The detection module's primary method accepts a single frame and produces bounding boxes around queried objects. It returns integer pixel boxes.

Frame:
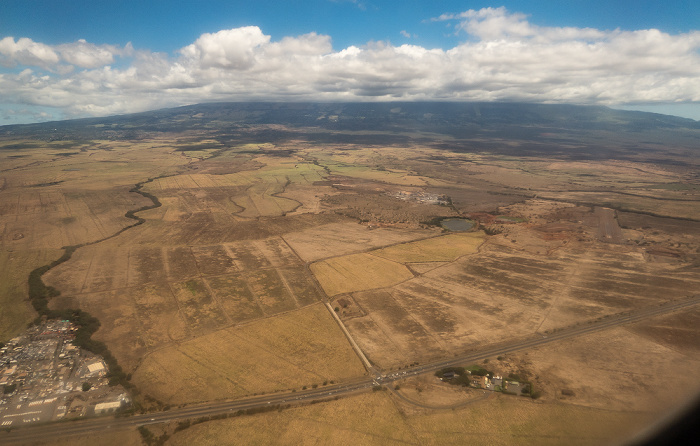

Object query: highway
[3,295,698,445]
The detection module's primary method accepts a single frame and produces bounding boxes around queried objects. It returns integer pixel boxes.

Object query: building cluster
[392,191,450,206]
[0,320,129,428]
[441,370,528,395]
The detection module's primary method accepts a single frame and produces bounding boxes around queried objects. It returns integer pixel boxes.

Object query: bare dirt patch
[627,306,700,353]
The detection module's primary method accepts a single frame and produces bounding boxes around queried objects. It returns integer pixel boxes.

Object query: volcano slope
[2,102,700,443]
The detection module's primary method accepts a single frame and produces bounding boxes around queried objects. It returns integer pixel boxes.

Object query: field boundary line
[304,229,446,265]
[325,302,373,373]
[276,268,301,309]
[190,246,235,326]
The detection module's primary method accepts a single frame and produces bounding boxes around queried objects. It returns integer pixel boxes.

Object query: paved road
[3,296,698,445]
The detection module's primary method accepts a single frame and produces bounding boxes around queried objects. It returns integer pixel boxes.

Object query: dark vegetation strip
[556,188,700,203]
[488,189,700,223]
[563,199,700,223]
[33,181,65,188]
[139,404,292,445]
[26,176,166,389]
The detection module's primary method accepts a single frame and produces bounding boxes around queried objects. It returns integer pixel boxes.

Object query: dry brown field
[537,190,700,220]
[283,221,434,262]
[166,389,651,446]
[1,125,699,445]
[310,253,414,297]
[0,140,189,340]
[43,234,328,371]
[340,200,700,370]
[0,249,62,339]
[506,322,700,413]
[130,303,366,405]
[372,232,484,263]
[45,429,143,446]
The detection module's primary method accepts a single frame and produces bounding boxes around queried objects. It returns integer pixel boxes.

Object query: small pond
[440,218,475,232]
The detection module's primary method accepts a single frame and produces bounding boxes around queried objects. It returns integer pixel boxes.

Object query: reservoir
[440,218,475,232]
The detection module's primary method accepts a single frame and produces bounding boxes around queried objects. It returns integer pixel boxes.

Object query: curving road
[3,295,699,445]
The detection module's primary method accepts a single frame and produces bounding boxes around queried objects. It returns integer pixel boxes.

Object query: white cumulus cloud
[180,27,270,69]
[57,39,119,68]
[0,37,60,69]
[1,8,699,122]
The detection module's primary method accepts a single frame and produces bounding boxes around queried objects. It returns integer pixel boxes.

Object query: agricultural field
[49,430,143,446]
[1,103,700,444]
[130,303,366,404]
[509,320,700,413]
[43,235,326,372]
[372,232,484,263]
[310,253,414,297]
[338,200,700,369]
[283,221,433,262]
[0,139,188,340]
[165,389,650,446]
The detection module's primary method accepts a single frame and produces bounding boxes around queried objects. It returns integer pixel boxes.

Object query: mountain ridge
[2,102,698,136]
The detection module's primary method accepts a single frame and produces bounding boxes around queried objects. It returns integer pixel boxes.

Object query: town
[0,320,129,428]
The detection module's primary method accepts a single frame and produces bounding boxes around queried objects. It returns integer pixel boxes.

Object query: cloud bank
[1,7,699,122]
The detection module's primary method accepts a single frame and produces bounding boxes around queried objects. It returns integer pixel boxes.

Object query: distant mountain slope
[1,102,698,165]
[2,102,698,138]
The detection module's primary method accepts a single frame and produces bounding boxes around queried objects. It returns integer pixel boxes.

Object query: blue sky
[1,1,699,123]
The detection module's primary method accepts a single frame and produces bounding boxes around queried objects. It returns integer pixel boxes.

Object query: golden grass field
[372,232,485,263]
[48,429,143,446]
[165,390,651,446]
[0,249,62,339]
[310,253,414,297]
[283,222,433,262]
[130,303,366,404]
[519,321,700,412]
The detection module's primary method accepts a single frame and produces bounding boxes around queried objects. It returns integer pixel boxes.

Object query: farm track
[388,386,492,410]
[4,294,699,444]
